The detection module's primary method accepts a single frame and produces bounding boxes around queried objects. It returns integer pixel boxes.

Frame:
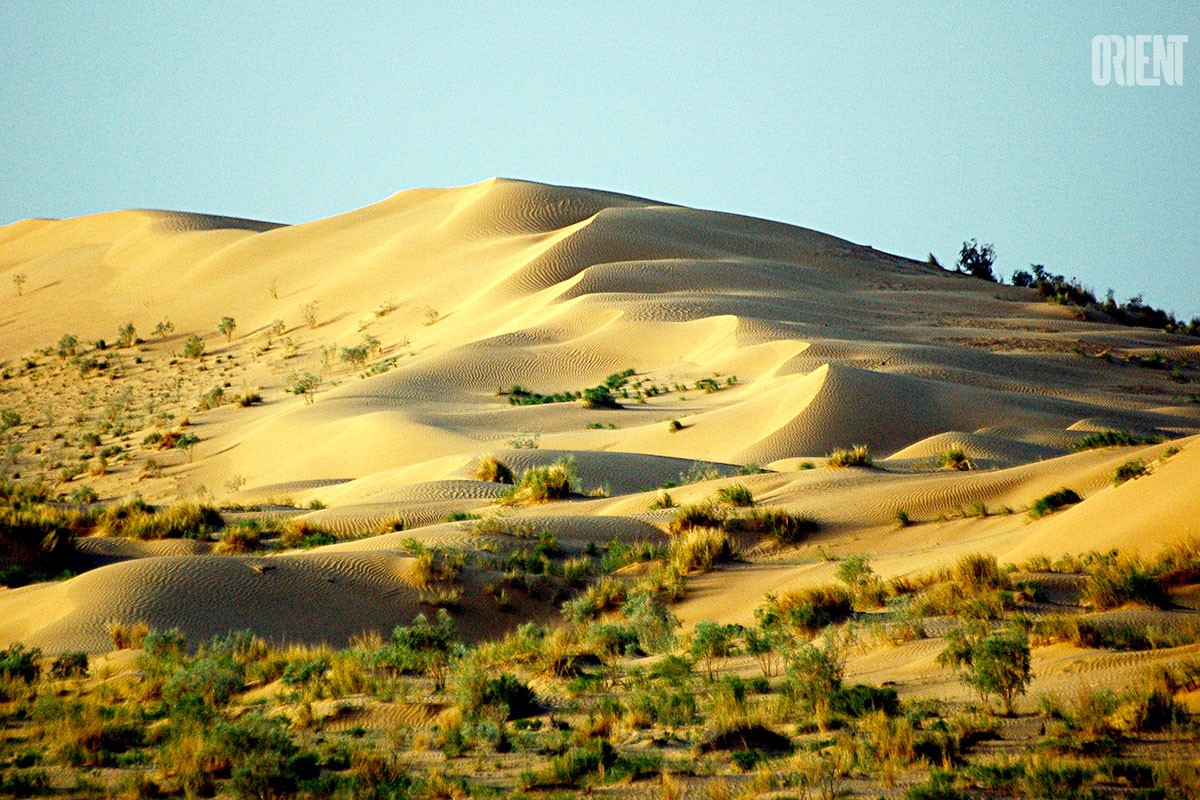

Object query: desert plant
[183,334,205,359]
[937,625,1032,714]
[1027,488,1081,519]
[827,445,872,468]
[1113,458,1148,486]
[691,621,741,680]
[116,322,137,348]
[760,585,853,638]
[934,448,975,471]
[729,507,819,544]
[957,239,997,282]
[670,527,733,574]
[505,457,579,503]
[581,385,620,409]
[217,316,237,342]
[12,272,27,296]
[152,318,174,340]
[669,502,725,533]
[895,509,913,527]
[301,301,319,329]
[287,372,320,404]
[714,483,753,507]
[1071,429,1160,451]
[473,454,513,484]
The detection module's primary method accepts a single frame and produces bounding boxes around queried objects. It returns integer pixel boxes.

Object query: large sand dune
[1,178,1197,653]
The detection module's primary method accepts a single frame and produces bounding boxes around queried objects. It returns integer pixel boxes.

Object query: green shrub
[827,444,872,468]
[0,643,41,683]
[937,627,1032,714]
[670,527,733,574]
[183,334,205,359]
[669,502,724,533]
[1113,458,1148,485]
[581,385,620,409]
[760,585,853,637]
[728,507,819,544]
[480,673,539,719]
[50,651,88,679]
[1071,429,1161,451]
[714,483,753,507]
[1028,488,1081,519]
[934,448,975,471]
[830,683,900,717]
[505,457,579,503]
[1082,558,1169,610]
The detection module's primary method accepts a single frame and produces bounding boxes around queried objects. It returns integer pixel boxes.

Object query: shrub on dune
[827,445,872,468]
[473,454,514,484]
[714,484,754,507]
[1027,488,1081,520]
[503,457,580,504]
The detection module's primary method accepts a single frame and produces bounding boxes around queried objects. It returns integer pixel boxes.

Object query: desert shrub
[1082,557,1169,610]
[1071,429,1161,451]
[504,457,579,504]
[935,448,975,471]
[98,501,222,540]
[938,626,1032,714]
[183,334,205,359]
[669,527,733,574]
[280,519,334,549]
[781,641,843,714]
[669,502,724,533]
[830,683,900,717]
[714,483,753,507]
[49,651,88,679]
[236,391,262,407]
[895,508,913,527]
[728,507,819,544]
[163,651,245,717]
[213,714,316,800]
[1027,488,1081,519]
[473,454,513,484]
[216,522,261,554]
[760,585,853,638]
[1023,762,1091,799]
[690,621,742,679]
[911,554,1014,619]
[0,769,50,798]
[827,444,872,468]
[479,673,539,719]
[281,658,329,689]
[580,385,620,408]
[1113,458,1148,485]
[0,643,41,683]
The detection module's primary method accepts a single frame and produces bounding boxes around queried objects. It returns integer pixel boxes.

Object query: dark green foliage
[281,658,329,688]
[0,643,41,683]
[216,714,316,800]
[1023,762,1091,799]
[1028,488,1081,519]
[1071,429,1161,451]
[480,674,539,719]
[904,770,967,800]
[1113,459,1148,485]
[0,769,51,798]
[830,683,900,717]
[956,239,997,282]
[49,651,88,679]
[938,627,1032,714]
[580,385,620,409]
[713,483,753,507]
[1082,559,1169,610]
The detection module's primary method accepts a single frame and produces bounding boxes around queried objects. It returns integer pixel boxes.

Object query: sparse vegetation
[1027,488,1081,519]
[827,444,872,468]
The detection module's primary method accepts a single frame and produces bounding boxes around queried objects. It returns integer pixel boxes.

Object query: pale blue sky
[3,2,1197,317]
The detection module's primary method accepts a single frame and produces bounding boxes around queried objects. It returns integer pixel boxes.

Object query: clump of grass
[95,501,223,540]
[1112,459,1147,486]
[894,509,912,528]
[728,507,819,545]
[908,553,1016,619]
[281,519,335,548]
[827,445,872,468]
[713,484,754,507]
[670,527,734,574]
[502,457,579,504]
[1081,556,1169,611]
[1071,429,1162,451]
[215,522,262,554]
[669,503,725,533]
[761,585,853,637]
[473,454,514,484]
[649,489,674,510]
[934,447,975,471]
[1027,488,1081,519]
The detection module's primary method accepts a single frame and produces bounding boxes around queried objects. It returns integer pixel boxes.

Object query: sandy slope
[1,178,1198,657]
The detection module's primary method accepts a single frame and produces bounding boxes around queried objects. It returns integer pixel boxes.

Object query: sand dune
[1,177,1198,653]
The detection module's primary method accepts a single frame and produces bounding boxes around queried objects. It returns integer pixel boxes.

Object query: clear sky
[3,2,1197,317]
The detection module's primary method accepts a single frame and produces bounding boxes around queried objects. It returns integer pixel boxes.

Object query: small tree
[12,273,27,296]
[116,322,137,348]
[152,319,175,340]
[783,640,843,715]
[183,334,205,359]
[287,372,320,405]
[957,239,997,282]
[218,316,237,342]
[175,432,200,461]
[264,319,286,343]
[937,625,1032,715]
[690,620,741,680]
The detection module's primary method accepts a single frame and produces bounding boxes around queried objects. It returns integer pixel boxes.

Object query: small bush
[763,585,853,637]
[1082,557,1169,610]
[934,448,975,471]
[1027,488,1081,519]
[504,457,579,504]
[669,502,724,533]
[0,643,41,683]
[670,527,733,574]
[714,484,753,507]
[473,454,513,484]
[50,651,88,679]
[1113,459,1148,486]
[729,507,819,544]
[827,445,872,468]
[1071,429,1160,451]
